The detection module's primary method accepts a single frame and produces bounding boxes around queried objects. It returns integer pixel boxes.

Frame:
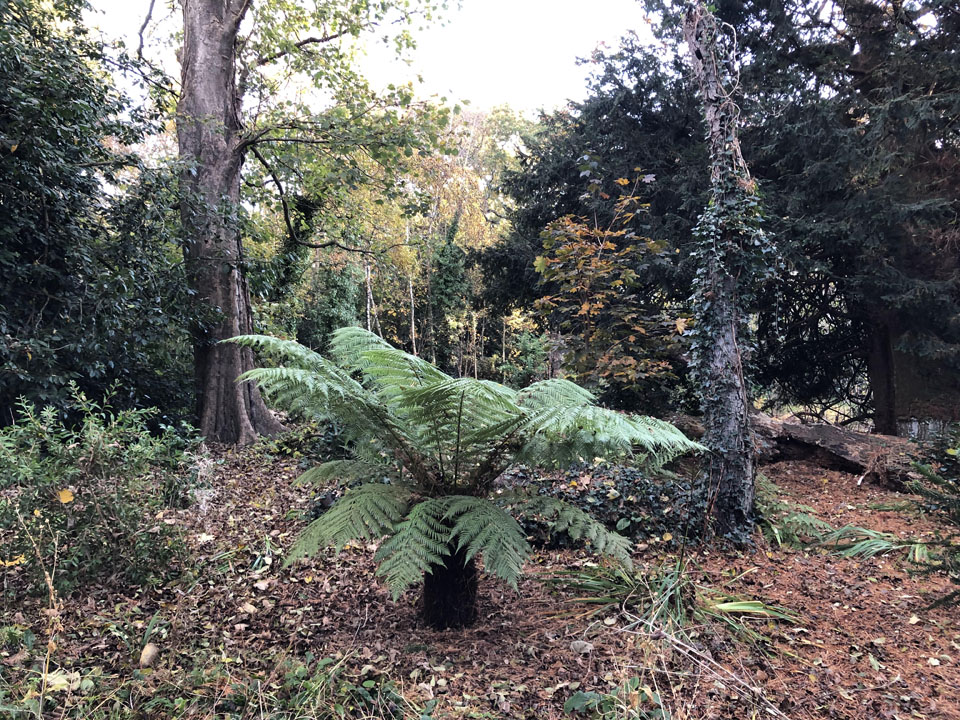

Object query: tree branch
[250,144,300,247]
[136,0,157,62]
[256,31,352,67]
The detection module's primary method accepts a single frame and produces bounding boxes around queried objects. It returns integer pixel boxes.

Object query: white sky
[86,0,650,114]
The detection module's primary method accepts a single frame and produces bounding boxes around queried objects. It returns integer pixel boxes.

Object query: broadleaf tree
[174,0,451,443]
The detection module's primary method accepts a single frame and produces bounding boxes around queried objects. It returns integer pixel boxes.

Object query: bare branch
[250,145,299,246]
[256,31,351,67]
[136,0,157,62]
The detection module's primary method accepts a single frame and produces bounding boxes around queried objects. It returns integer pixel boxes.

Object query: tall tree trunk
[684,3,759,540]
[177,0,283,444]
[867,318,898,435]
[408,275,417,356]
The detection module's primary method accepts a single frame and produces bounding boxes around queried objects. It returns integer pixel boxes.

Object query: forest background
[3,0,958,441]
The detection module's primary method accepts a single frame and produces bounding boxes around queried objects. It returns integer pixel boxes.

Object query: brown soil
[3,452,958,719]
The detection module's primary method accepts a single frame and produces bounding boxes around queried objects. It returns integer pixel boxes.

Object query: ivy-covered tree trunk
[177,0,283,444]
[684,3,767,541]
[422,544,478,629]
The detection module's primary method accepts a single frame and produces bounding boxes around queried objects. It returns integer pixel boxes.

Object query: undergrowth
[0,650,434,719]
[0,386,199,597]
[546,558,795,647]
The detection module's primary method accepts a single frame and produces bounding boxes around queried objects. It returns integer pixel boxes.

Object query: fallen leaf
[43,670,80,692]
[58,488,74,504]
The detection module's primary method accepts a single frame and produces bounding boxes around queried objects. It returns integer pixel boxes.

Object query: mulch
[3,450,958,719]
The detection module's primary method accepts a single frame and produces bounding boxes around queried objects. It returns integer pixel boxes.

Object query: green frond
[622,415,705,468]
[331,327,450,396]
[227,334,328,371]
[516,401,703,470]
[328,326,395,368]
[819,525,912,559]
[516,378,596,409]
[521,497,633,569]
[375,498,453,599]
[445,497,531,589]
[296,459,397,487]
[285,483,411,565]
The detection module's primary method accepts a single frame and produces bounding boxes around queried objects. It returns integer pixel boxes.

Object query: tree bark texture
[684,3,757,539]
[421,544,478,629]
[177,0,283,444]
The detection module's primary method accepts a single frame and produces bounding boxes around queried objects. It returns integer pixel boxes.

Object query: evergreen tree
[0,0,194,421]
[707,0,960,430]
[428,218,468,372]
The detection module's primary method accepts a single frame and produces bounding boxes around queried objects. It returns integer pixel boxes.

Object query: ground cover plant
[0,386,196,597]
[229,327,702,628]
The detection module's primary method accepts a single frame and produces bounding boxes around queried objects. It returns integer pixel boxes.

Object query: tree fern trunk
[421,545,478,629]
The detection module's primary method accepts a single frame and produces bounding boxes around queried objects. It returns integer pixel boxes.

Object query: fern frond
[227,334,328,371]
[444,497,531,589]
[517,378,596,409]
[331,327,450,395]
[520,497,633,568]
[285,483,411,565]
[376,498,453,599]
[297,459,397,487]
[819,525,913,559]
[516,402,703,470]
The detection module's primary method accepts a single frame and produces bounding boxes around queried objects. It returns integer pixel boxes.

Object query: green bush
[0,387,198,595]
[538,463,692,543]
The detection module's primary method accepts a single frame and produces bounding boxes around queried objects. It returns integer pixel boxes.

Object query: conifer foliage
[229,327,700,628]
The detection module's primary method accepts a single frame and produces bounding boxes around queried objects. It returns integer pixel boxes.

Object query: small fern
[228,328,701,627]
[755,475,833,547]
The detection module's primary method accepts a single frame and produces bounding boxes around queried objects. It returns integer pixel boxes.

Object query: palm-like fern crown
[230,328,701,597]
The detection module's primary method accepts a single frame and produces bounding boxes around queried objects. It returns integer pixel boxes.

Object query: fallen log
[751,412,919,489]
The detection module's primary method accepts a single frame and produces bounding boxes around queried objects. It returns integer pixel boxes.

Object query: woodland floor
[3,448,959,720]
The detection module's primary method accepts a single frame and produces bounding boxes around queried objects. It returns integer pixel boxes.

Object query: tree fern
[297,459,396,487]
[520,496,633,569]
[228,328,701,626]
[445,497,531,588]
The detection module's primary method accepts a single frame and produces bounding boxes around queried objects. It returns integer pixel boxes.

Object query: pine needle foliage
[229,328,701,598]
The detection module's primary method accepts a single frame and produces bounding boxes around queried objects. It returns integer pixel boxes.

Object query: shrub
[0,387,197,595]
[522,462,693,544]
